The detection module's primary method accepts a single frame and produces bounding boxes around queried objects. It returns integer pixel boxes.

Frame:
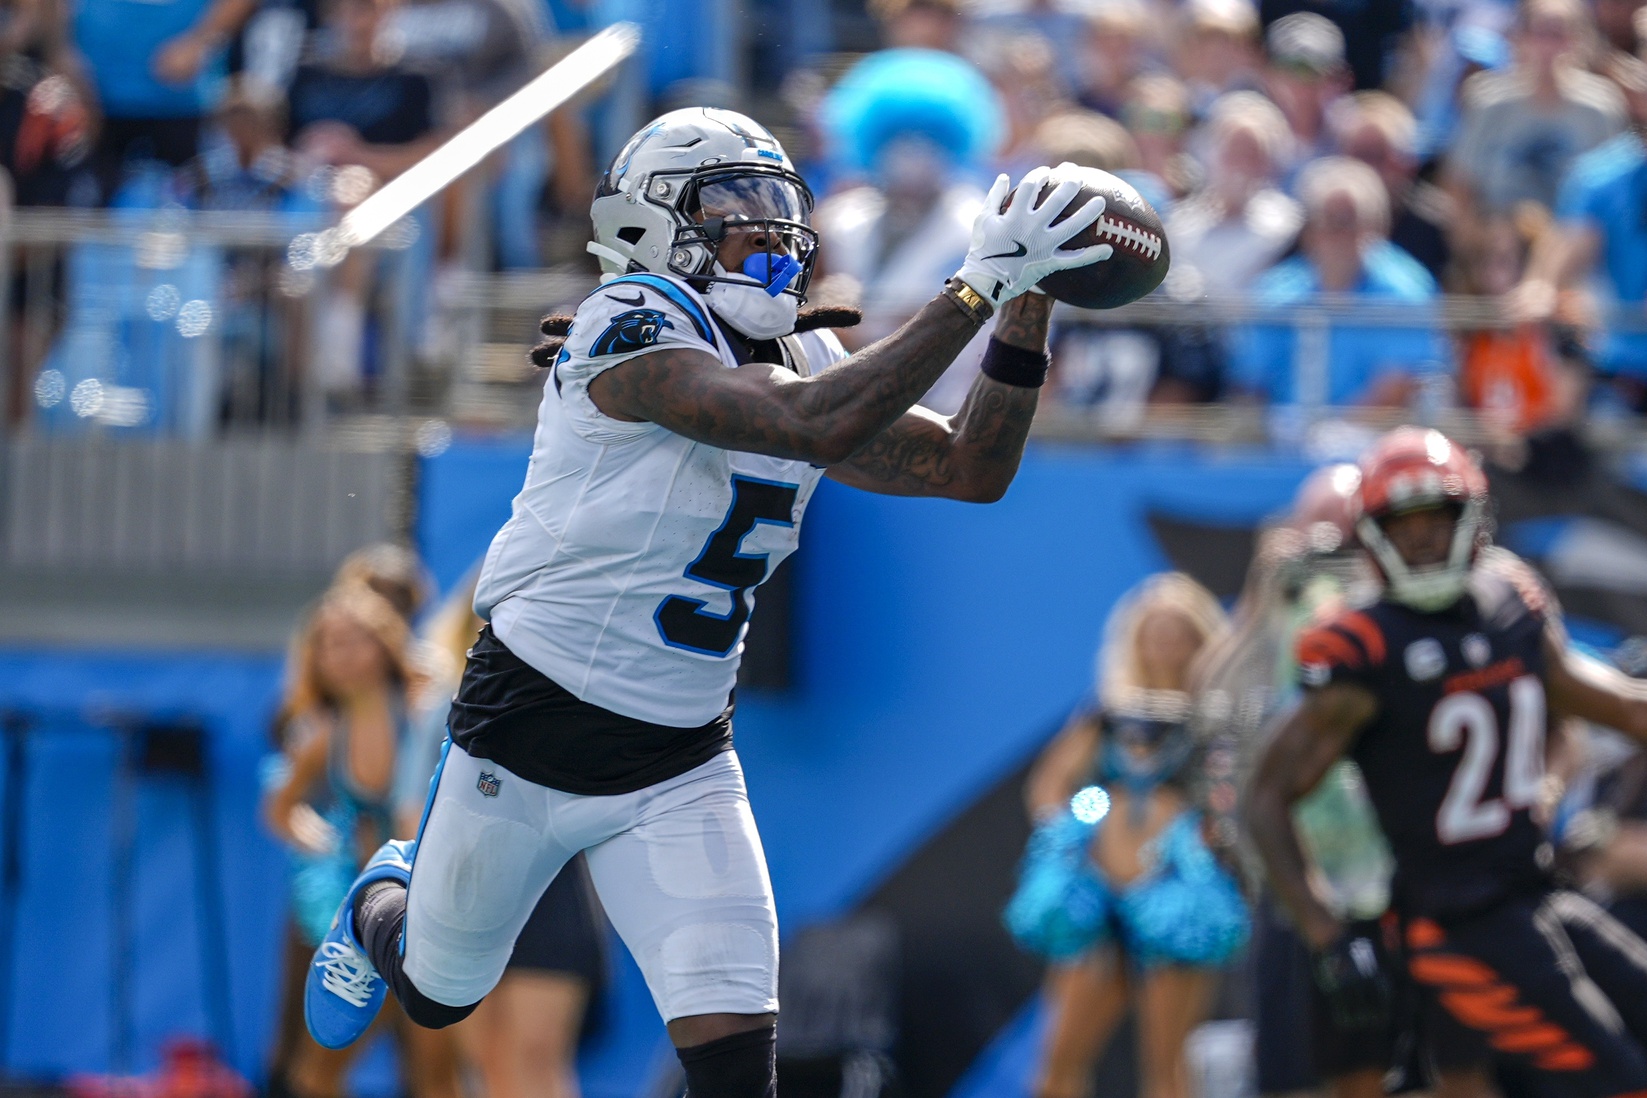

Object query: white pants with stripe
[402,741,779,1021]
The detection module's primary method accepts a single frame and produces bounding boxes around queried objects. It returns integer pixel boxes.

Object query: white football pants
[401,740,779,1021]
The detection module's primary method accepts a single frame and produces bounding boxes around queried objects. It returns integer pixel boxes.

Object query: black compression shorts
[507,852,608,988]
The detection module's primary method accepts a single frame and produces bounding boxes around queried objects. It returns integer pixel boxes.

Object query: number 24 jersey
[1295,564,1552,917]
[474,273,846,728]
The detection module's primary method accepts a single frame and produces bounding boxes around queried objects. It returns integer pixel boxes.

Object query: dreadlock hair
[528,306,863,368]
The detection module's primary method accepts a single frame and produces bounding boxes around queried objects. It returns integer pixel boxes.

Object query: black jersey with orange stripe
[1295,563,1553,917]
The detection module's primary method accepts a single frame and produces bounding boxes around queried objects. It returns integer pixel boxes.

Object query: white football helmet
[589,108,818,299]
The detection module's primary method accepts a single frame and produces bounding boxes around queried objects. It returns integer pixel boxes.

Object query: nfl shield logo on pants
[476,771,501,797]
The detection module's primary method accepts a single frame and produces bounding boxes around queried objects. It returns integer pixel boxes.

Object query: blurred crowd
[0,0,595,425]
[11,0,1647,435]
[785,0,1647,437]
[0,0,591,242]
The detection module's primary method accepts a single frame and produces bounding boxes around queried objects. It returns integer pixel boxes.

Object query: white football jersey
[474,273,846,726]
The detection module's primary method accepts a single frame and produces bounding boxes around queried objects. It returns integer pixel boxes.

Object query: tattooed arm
[826,293,1051,502]
[587,293,985,467]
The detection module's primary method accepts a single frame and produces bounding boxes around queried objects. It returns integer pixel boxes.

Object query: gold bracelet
[943,277,994,326]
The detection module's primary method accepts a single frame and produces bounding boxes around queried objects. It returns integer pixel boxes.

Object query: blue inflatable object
[821,48,1003,175]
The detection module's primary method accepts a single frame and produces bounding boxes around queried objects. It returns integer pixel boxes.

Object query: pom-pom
[1115,813,1250,966]
[1002,811,1114,959]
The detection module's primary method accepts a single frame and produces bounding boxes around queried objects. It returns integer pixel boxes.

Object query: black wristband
[980,337,1050,388]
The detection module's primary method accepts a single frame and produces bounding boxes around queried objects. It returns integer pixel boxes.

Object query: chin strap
[586,241,632,273]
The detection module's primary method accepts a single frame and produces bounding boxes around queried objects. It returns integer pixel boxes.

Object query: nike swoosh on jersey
[981,241,1028,260]
[606,290,647,307]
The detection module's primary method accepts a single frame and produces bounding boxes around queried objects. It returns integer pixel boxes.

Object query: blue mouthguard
[742,252,801,297]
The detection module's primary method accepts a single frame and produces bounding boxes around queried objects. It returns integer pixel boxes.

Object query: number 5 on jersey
[1429,676,1546,844]
[655,475,800,657]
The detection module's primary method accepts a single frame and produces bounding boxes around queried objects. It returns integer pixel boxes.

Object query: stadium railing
[0,207,422,647]
[439,268,1647,448]
[1,212,1644,450]
[0,205,425,438]
[5,201,1647,647]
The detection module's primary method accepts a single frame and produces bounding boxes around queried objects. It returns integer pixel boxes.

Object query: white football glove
[953,166,1113,306]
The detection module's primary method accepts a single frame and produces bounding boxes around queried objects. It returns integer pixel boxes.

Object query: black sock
[354,879,405,961]
[676,1025,777,1098]
[352,879,480,1030]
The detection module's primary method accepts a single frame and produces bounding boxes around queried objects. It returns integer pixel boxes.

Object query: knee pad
[1003,812,1115,960]
[676,1024,776,1098]
[1116,813,1250,967]
[394,977,481,1030]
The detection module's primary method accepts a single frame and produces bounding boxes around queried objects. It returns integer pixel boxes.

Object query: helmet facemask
[665,168,819,299]
[1357,498,1486,612]
[588,110,820,331]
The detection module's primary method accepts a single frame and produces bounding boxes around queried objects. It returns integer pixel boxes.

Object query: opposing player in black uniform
[1247,427,1647,1094]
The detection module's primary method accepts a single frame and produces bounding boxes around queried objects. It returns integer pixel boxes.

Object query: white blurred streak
[338,23,640,250]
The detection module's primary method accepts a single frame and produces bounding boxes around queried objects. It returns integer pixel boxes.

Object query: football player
[1212,465,1493,1095]
[300,107,1112,1098]
[1195,465,1401,1098]
[1247,426,1647,1094]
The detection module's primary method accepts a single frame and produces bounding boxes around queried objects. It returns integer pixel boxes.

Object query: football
[1032,167,1171,310]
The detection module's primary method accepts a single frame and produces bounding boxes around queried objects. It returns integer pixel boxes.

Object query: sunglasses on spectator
[1271,58,1337,79]
[1526,19,1573,39]
[1124,106,1189,135]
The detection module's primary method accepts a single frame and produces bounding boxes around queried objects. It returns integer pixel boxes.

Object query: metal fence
[2,436,402,572]
[6,206,1647,645]
[0,206,424,438]
[439,270,1647,447]
[0,207,421,630]
[3,205,1647,450]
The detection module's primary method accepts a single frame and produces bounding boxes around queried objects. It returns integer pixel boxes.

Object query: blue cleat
[304,839,415,1049]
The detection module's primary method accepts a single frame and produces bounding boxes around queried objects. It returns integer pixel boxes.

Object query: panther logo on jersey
[591,309,674,357]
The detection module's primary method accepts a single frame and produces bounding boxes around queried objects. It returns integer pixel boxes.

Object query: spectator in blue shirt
[75,0,260,201]
[44,81,327,435]
[1522,54,1647,386]
[1230,155,1446,407]
[169,79,318,213]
